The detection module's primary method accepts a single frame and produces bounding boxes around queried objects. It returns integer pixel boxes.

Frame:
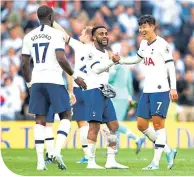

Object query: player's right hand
[74,77,87,90]
[112,53,120,63]
[169,89,178,102]
[68,92,76,105]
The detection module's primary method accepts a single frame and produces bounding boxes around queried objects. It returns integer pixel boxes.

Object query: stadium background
[1,0,194,149]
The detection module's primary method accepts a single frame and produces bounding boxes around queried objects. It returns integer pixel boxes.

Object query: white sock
[106,146,117,164]
[34,124,45,165]
[143,126,157,143]
[87,142,96,164]
[152,128,166,166]
[55,119,71,155]
[45,126,55,157]
[157,128,171,154]
[79,125,89,159]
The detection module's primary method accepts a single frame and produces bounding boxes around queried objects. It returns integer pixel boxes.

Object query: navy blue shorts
[136,91,170,119]
[46,106,55,123]
[83,88,117,123]
[29,83,71,115]
[72,87,87,121]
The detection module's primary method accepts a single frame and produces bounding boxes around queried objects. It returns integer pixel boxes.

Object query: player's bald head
[37,5,53,20]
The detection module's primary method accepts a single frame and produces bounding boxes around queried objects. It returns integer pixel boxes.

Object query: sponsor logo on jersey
[143,57,155,66]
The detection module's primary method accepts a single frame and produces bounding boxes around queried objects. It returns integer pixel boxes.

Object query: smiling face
[93,28,108,47]
[138,15,156,41]
[139,22,155,41]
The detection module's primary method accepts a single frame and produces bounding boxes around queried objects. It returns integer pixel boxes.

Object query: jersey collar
[147,36,157,46]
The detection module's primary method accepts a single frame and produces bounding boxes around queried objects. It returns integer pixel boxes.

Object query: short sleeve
[21,35,31,56]
[161,42,174,63]
[55,31,66,52]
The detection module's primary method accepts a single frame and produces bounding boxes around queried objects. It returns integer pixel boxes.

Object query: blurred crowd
[1,0,194,121]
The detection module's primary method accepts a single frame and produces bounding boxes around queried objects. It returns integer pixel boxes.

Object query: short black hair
[91,25,107,36]
[138,15,156,26]
[37,5,53,20]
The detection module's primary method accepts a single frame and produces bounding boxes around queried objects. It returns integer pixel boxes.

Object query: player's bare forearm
[56,50,74,76]
[65,72,73,93]
[21,55,32,82]
[58,59,74,76]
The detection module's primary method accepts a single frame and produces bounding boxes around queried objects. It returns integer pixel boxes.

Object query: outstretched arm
[91,53,120,74]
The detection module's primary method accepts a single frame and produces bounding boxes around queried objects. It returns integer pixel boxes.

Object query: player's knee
[35,115,46,126]
[58,110,72,121]
[137,123,148,132]
[153,123,164,130]
[107,121,119,132]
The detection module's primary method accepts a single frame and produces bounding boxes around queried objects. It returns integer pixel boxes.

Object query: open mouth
[102,39,108,43]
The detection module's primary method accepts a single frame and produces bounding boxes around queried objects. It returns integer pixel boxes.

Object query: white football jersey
[22,24,66,85]
[68,38,90,87]
[139,36,174,93]
[84,44,110,90]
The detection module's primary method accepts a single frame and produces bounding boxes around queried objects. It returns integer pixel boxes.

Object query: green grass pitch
[1,149,194,176]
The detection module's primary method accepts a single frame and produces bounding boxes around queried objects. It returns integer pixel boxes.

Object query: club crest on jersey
[143,57,155,66]
[88,53,94,60]
[165,46,169,53]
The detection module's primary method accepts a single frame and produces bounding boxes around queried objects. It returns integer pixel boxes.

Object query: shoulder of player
[50,28,64,36]
[157,36,168,46]
[24,26,41,39]
[139,39,148,48]
[140,39,148,45]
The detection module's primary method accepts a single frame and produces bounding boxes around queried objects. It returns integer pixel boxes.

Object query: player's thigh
[150,91,170,118]
[77,121,88,128]
[72,87,86,121]
[46,106,55,123]
[136,93,151,119]
[45,84,71,114]
[83,89,104,123]
[103,98,117,124]
[29,83,49,115]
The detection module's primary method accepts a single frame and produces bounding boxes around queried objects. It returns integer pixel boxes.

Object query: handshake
[109,52,121,64]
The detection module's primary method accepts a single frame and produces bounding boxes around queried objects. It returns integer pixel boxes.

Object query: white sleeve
[119,55,143,65]
[91,60,115,74]
[87,53,115,74]
[119,41,147,65]
[21,35,31,56]
[161,43,176,89]
[68,37,83,51]
[55,31,66,51]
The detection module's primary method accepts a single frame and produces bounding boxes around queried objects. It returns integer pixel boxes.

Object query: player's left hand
[169,89,178,102]
[74,77,87,90]
[112,53,120,63]
[68,91,76,105]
